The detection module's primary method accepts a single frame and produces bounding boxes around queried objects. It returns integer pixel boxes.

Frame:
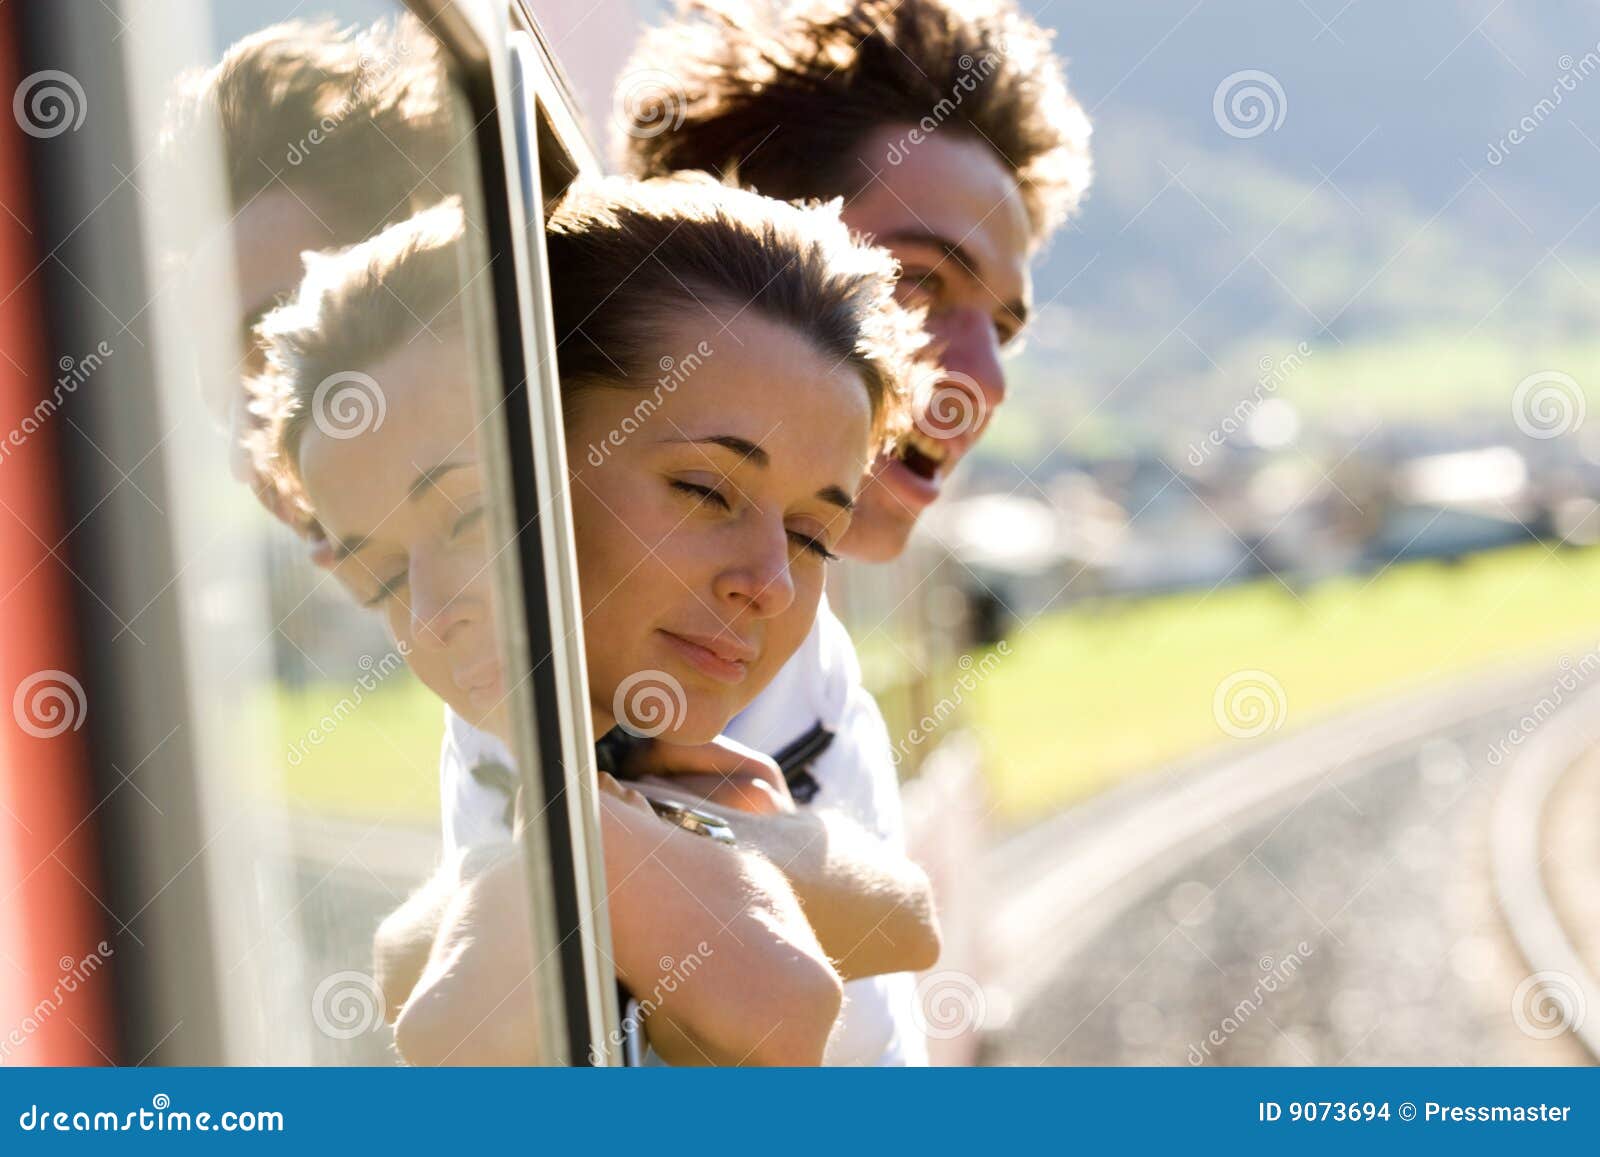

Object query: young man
[617,0,1094,1063]
[436,0,1093,1065]
[164,16,455,549]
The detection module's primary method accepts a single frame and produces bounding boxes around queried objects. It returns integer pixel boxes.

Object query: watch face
[646,797,688,820]
[645,797,734,842]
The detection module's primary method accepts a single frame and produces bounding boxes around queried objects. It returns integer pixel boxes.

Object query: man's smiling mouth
[899,430,950,480]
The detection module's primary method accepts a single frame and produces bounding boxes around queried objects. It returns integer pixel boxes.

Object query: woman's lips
[658,629,751,685]
[455,661,503,708]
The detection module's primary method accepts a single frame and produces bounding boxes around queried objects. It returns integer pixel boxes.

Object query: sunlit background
[165,0,1600,1065]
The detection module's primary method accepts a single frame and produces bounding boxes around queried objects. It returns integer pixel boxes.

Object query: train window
[6,0,613,1063]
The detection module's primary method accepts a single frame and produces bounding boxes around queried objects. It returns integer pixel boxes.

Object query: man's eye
[787,530,838,562]
[902,270,942,301]
[670,479,731,511]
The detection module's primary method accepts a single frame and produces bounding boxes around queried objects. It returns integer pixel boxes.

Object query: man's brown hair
[620,0,1092,243]
[163,15,455,237]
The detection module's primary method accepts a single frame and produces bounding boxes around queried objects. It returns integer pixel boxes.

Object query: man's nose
[924,308,1007,435]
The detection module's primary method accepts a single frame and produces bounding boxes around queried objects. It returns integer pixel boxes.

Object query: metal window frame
[19,0,617,1065]
[501,16,621,1065]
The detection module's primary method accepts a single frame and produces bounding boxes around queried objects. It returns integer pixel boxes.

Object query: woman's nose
[711,522,796,619]
[408,550,475,648]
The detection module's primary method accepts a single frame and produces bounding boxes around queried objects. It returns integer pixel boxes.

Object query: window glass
[126,0,559,1063]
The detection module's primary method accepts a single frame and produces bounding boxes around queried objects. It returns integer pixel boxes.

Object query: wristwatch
[646,796,736,845]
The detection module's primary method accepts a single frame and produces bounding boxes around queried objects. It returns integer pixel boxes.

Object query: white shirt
[439,594,928,1066]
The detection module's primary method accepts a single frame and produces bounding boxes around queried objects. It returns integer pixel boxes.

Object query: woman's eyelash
[789,531,838,562]
[670,479,834,560]
[363,574,408,608]
[670,479,731,510]
[453,507,485,536]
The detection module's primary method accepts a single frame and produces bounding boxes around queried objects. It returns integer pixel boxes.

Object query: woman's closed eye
[363,570,409,608]
[672,477,837,559]
[788,529,838,562]
[670,478,731,511]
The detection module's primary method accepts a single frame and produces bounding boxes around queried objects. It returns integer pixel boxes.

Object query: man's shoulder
[727,594,860,751]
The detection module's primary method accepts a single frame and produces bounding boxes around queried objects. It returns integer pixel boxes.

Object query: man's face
[230,188,339,539]
[233,188,336,382]
[837,127,1034,562]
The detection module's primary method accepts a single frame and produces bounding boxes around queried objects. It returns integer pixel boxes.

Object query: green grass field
[272,542,1600,828]
[275,674,445,825]
[970,541,1600,821]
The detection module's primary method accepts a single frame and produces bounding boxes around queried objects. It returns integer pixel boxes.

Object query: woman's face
[566,308,873,744]
[299,333,511,741]
[300,307,874,749]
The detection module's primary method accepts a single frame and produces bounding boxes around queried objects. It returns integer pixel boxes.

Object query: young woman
[250,176,920,1063]
[255,179,913,749]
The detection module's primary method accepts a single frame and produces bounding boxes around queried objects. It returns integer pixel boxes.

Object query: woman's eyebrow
[669,435,850,508]
[817,485,854,511]
[667,434,769,467]
[407,460,474,500]
[328,462,475,561]
[331,533,372,562]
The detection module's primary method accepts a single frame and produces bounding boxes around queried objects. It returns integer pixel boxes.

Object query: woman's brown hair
[251,177,919,493]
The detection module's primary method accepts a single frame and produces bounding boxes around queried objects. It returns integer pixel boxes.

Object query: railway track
[986,648,1600,1066]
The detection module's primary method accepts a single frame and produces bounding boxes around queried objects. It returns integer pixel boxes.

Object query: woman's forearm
[602,794,843,1065]
[389,795,843,1066]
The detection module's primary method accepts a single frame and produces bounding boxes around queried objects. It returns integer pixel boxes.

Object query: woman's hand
[619,734,795,815]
